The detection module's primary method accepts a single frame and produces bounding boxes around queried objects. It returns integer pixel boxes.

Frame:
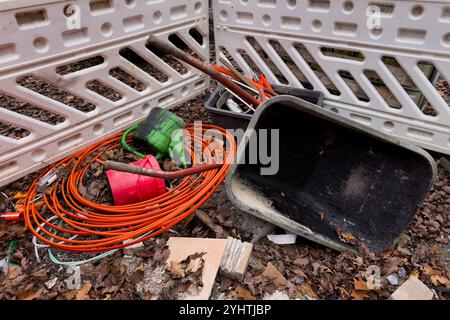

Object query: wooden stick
[195,210,229,238]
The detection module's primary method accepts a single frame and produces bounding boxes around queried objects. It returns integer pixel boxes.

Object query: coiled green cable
[121,123,164,160]
[121,124,145,159]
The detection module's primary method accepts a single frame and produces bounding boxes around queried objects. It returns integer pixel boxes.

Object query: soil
[0,96,448,300]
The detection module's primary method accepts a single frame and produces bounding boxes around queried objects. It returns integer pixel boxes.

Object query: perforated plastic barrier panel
[0,0,209,187]
[213,0,450,154]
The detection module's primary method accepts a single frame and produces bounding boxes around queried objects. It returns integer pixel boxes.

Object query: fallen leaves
[235,285,256,300]
[383,256,403,274]
[169,252,206,280]
[7,265,22,280]
[336,229,357,245]
[170,261,186,279]
[350,276,374,300]
[351,290,370,300]
[63,290,77,300]
[92,162,104,177]
[429,246,441,255]
[353,277,370,291]
[354,257,364,267]
[18,288,43,300]
[297,283,319,300]
[423,265,450,288]
[261,262,287,287]
[101,285,121,295]
[0,224,6,238]
[76,281,92,300]
[293,257,309,267]
[312,262,321,276]
[131,270,145,283]
[32,268,48,279]
[431,275,450,288]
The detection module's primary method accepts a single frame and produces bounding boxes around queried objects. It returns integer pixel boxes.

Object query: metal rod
[231,78,259,94]
[219,55,278,97]
[224,88,256,112]
[219,56,260,92]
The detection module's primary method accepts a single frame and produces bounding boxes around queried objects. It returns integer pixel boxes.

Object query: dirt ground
[0,92,449,300]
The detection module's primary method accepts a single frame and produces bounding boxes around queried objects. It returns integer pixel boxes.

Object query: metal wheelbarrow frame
[226,95,437,253]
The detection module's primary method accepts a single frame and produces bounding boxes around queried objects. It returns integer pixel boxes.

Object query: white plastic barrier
[213,0,450,154]
[0,0,209,187]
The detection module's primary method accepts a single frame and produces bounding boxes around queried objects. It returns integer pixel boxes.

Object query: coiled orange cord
[24,124,236,253]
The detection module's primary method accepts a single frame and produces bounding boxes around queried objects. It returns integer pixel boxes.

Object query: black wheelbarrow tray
[225,95,437,254]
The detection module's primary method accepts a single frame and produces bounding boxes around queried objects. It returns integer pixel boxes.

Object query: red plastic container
[106,155,167,205]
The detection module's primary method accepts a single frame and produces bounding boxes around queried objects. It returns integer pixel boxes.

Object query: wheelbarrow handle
[104,160,222,180]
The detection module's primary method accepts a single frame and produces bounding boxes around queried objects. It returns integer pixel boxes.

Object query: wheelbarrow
[225,95,437,253]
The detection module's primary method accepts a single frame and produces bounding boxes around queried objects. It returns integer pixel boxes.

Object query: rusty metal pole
[104,161,222,180]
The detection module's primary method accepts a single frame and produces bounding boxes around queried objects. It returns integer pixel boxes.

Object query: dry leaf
[93,165,103,177]
[298,283,319,300]
[131,270,145,283]
[431,275,450,288]
[292,268,308,278]
[76,281,92,300]
[423,265,443,277]
[235,285,256,300]
[312,262,321,276]
[0,225,6,238]
[169,261,186,279]
[18,288,43,300]
[186,257,203,273]
[429,246,441,255]
[262,262,287,287]
[338,287,351,299]
[63,290,77,300]
[353,277,370,291]
[351,290,370,300]
[355,257,364,267]
[337,230,357,245]
[293,257,309,267]
[384,256,402,274]
[33,268,48,279]
[7,265,22,280]
[101,285,120,295]
[397,247,412,256]
[135,263,146,272]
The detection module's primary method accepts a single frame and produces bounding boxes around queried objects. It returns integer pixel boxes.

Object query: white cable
[32,215,78,263]
[48,248,117,267]
[32,214,151,266]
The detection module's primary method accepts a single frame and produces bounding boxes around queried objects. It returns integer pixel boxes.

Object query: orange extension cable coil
[23,124,236,252]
